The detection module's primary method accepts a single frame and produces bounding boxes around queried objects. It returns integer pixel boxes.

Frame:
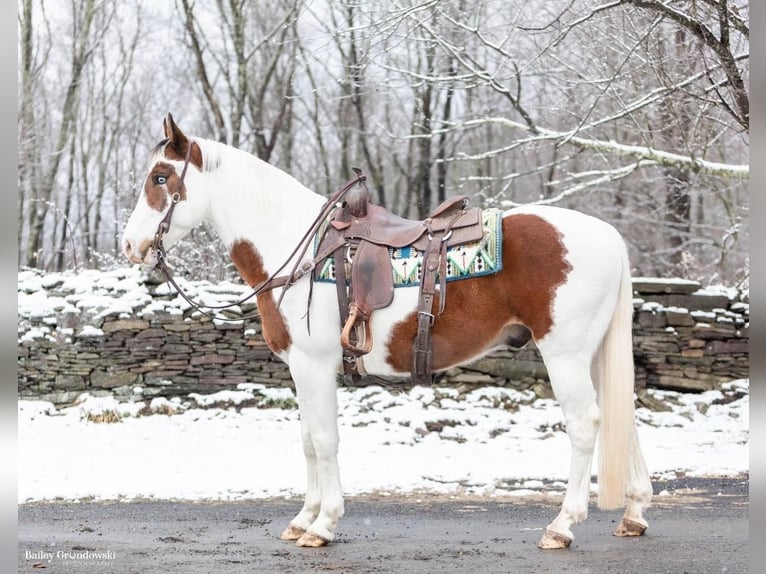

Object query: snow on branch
[455,116,748,180]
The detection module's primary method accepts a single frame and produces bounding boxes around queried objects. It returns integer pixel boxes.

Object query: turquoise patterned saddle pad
[314,208,503,287]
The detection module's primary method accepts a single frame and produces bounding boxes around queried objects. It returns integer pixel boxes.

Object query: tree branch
[622,0,748,130]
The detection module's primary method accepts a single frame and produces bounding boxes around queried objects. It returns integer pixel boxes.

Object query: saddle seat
[313,176,485,384]
[331,195,477,249]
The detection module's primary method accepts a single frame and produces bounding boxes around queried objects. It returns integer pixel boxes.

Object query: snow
[76,325,105,338]
[17,267,253,330]
[631,277,700,285]
[17,380,749,504]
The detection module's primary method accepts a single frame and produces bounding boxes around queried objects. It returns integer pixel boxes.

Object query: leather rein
[149,144,367,323]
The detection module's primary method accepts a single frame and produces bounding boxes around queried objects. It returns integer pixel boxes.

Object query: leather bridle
[149,142,193,261]
[147,144,367,323]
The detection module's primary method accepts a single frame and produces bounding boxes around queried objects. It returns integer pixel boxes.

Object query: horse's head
[122,113,208,266]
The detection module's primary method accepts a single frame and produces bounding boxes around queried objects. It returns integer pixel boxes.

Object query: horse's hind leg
[614,425,652,537]
[536,355,600,549]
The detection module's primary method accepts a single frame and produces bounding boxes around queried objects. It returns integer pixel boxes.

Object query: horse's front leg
[279,413,322,541]
[281,349,344,547]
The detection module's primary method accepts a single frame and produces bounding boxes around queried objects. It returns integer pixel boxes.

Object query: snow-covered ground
[18,379,748,504]
[17,268,749,503]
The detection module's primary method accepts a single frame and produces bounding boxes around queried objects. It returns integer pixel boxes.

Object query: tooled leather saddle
[313,170,485,384]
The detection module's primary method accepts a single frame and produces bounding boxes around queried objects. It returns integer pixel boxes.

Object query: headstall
[149,147,366,323]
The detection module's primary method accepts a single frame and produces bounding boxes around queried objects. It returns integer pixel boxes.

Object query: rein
[150,150,367,323]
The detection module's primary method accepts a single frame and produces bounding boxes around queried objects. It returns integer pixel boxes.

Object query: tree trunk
[415,37,436,218]
[179,0,227,142]
[435,69,455,205]
[345,5,385,207]
[665,167,692,269]
[26,0,99,268]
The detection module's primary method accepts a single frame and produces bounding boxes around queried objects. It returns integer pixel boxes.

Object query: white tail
[594,244,636,510]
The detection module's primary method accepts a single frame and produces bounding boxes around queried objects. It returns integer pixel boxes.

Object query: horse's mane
[147,139,170,167]
[197,138,223,172]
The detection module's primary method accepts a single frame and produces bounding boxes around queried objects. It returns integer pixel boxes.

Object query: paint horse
[122,114,652,549]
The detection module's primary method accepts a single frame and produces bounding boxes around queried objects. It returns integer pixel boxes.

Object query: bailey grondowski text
[25,549,116,562]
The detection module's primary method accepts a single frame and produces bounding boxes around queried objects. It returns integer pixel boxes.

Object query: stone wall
[18,269,748,405]
[629,278,748,391]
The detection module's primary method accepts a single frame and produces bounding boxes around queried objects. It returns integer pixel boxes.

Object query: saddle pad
[314,208,503,287]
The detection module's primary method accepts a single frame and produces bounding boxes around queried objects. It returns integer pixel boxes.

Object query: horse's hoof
[537,529,572,549]
[280,524,306,541]
[613,518,647,537]
[296,531,330,547]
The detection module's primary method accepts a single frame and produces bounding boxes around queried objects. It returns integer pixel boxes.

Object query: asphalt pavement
[18,476,748,574]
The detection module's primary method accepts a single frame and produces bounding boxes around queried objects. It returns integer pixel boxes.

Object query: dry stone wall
[18,269,748,405]
[629,278,749,391]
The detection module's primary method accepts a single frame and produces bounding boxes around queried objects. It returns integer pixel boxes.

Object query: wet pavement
[18,476,748,574]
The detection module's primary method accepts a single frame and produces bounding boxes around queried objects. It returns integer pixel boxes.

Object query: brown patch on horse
[385,213,571,372]
[143,137,204,212]
[229,240,292,355]
[162,113,204,170]
[144,161,189,212]
[164,140,203,170]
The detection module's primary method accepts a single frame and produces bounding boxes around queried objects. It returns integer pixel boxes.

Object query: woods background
[17,0,749,285]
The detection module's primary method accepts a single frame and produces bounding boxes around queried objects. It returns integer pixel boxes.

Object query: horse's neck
[203,141,326,273]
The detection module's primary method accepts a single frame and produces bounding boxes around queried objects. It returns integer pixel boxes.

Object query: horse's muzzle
[123,238,157,266]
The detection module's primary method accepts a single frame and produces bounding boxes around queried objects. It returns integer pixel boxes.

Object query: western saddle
[313,170,485,384]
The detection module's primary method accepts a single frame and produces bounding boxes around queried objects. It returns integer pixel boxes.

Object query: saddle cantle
[313,172,487,384]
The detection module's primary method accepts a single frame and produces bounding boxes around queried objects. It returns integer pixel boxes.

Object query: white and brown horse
[122,114,652,549]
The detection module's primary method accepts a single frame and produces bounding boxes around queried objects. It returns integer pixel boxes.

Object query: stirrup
[341,304,373,356]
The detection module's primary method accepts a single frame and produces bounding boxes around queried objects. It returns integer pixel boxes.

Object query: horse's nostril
[124,239,153,265]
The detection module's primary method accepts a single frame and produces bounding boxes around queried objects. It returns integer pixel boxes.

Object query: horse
[122,113,652,549]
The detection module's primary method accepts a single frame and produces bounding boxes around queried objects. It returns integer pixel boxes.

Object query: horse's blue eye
[153,175,168,185]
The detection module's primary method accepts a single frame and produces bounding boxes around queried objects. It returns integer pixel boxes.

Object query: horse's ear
[163,113,189,152]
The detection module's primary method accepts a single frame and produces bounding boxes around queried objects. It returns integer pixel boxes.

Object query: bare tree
[75,2,146,266]
[623,0,748,130]
[174,0,301,160]
[21,0,115,269]
[314,2,388,206]
[18,0,42,254]
[17,0,748,284]
[382,0,748,279]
